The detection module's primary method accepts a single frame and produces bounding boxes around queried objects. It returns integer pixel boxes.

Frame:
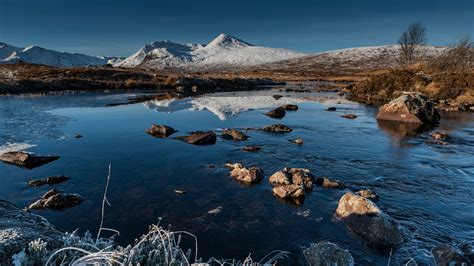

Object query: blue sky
[1,0,473,57]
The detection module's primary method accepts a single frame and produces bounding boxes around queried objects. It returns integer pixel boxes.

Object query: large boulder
[145,124,177,138]
[28,189,84,210]
[222,129,249,141]
[175,131,216,145]
[376,92,440,124]
[262,124,292,133]
[303,241,354,266]
[270,168,314,191]
[28,175,70,187]
[0,151,59,169]
[265,107,286,119]
[335,192,402,249]
[225,163,264,184]
[0,199,63,263]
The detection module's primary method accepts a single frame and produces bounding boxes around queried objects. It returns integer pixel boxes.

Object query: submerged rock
[75,134,82,139]
[341,114,358,119]
[262,124,292,133]
[175,131,216,145]
[272,184,305,199]
[430,132,448,140]
[335,192,402,249]
[0,199,63,263]
[355,189,379,202]
[28,175,70,187]
[265,107,286,119]
[303,241,354,266]
[281,104,299,111]
[432,245,471,266]
[222,129,249,141]
[315,177,345,189]
[327,106,337,111]
[225,163,264,184]
[376,92,440,124]
[273,94,284,100]
[0,151,59,169]
[145,124,177,138]
[242,145,261,152]
[28,189,84,210]
[291,138,304,145]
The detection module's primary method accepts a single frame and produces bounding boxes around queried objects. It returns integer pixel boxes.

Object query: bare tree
[432,36,474,73]
[398,22,427,66]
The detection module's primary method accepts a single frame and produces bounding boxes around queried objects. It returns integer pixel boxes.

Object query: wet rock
[28,189,84,210]
[327,106,337,111]
[222,128,249,141]
[175,131,216,145]
[265,107,286,119]
[430,132,448,140]
[376,92,440,124]
[28,175,70,187]
[432,245,471,266]
[174,189,186,195]
[0,151,60,169]
[291,138,304,145]
[273,94,284,100]
[281,104,299,111]
[355,189,379,202]
[335,192,402,249]
[225,163,264,184]
[341,114,358,119]
[0,199,63,263]
[269,171,291,185]
[75,134,82,138]
[242,145,261,152]
[262,124,292,133]
[208,206,222,214]
[145,124,177,138]
[273,184,305,199]
[316,177,345,189]
[303,241,354,266]
[270,168,314,191]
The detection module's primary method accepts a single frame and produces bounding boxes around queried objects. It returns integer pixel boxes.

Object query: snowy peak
[205,34,252,49]
[116,34,306,70]
[0,42,22,61]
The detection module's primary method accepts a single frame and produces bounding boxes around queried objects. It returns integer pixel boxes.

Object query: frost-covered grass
[12,164,290,265]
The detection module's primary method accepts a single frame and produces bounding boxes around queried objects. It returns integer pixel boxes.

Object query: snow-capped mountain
[115,34,307,70]
[256,45,447,72]
[0,43,120,67]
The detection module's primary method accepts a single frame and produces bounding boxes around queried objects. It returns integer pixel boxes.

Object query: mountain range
[0,34,447,70]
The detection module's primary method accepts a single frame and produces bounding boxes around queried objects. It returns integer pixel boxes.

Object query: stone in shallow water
[432,245,471,266]
[242,145,261,152]
[327,106,337,111]
[272,184,305,199]
[0,151,60,169]
[376,92,440,124]
[265,107,286,119]
[315,176,345,189]
[341,114,358,119]
[356,189,379,202]
[28,189,84,210]
[222,128,249,141]
[225,163,264,184]
[28,175,70,187]
[175,131,216,145]
[303,241,354,266]
[335,192,402,249]
[262,124,292,133]
[145,124,177,138]
[291,138,304,144]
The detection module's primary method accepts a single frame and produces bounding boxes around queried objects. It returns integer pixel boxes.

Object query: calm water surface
[1,87,473,265]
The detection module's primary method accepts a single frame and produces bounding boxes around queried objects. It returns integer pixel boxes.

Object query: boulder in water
[281,104,298,111]
[0,151,59,169]
[28,175,70,187]
[335,192,402,249]
[146,124,177,138]
[175,131,216,145]
[28,189,84,210]
[376,92,440,124]
[222,129,249,141]
[265,107,286,119]
[225,163,264,184]
[316,177,345,189]
[272,184,305,199]
[262,124,292,133]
